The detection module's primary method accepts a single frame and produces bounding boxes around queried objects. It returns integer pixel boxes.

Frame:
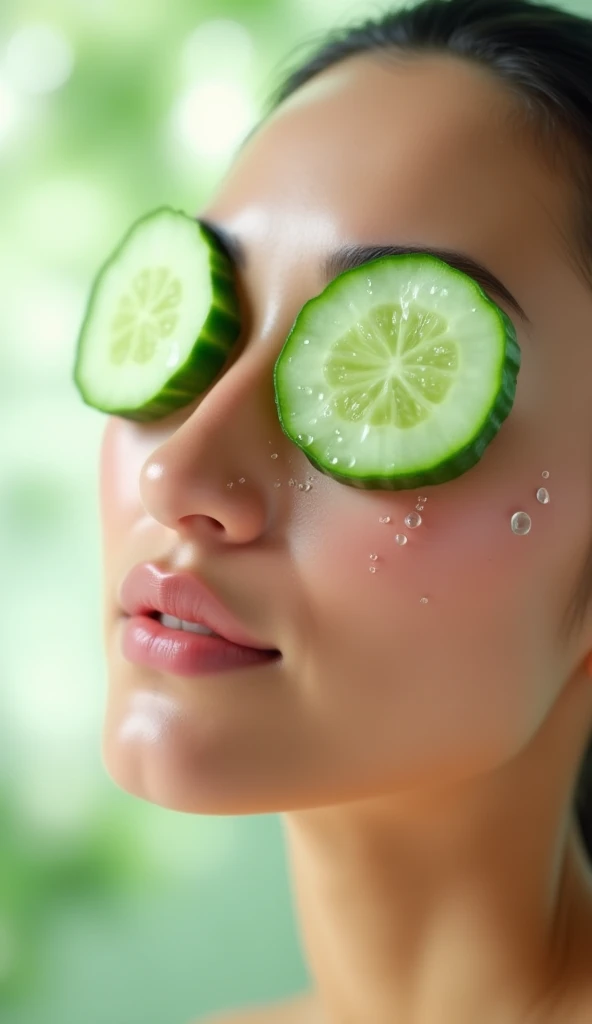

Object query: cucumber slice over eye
[73,206,242,422]
[274,253,521,490]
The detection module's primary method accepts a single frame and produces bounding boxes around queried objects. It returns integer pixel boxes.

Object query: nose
[138,346,285,545]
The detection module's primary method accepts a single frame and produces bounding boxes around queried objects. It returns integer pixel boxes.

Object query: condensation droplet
[227,482,234,488]
[369,565,377,573]
[303,339,310,345]
[511,511,532,535]
[271,453,278,459]
[536,487,550,504]
[304,483,312,491]
[542,470,550,479]
[415,504,424,511]
[298,483,304,490]
[405,512,422,529]
[239,477,246,484]
[274,481,281,488]
[420,597,429,604]
[288,478,296,487]
[379,516,391,524]
[395,534,408,546]
[369,553,378,561]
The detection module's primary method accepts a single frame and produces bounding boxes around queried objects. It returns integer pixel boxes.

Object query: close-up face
[99,53,592,816]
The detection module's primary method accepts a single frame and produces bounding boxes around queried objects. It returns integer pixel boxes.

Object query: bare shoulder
[189,990,318,1024]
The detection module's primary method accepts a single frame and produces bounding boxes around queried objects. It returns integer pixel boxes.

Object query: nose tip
[139,453,270,545]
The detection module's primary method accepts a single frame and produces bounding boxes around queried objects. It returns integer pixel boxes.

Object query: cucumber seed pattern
[323,303,459,427]
[109,266,182,365]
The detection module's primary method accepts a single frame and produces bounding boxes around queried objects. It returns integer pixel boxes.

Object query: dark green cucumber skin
[274,283,522,492]
[73,208,242,423]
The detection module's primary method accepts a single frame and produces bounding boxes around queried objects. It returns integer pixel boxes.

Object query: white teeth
[159,613,217,636]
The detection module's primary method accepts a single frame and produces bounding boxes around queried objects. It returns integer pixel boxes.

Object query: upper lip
[119,562,278,651]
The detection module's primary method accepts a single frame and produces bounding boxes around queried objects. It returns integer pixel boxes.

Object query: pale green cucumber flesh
[73,206,242,423]
[274,253,521,491]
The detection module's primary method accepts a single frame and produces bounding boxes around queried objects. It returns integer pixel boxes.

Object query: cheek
[294,483,563,775]
[99,417,151,549]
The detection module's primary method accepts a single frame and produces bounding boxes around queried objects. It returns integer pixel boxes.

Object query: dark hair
[260,0,592,862]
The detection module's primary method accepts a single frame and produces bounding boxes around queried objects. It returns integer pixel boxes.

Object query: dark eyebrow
[196,218,530,325]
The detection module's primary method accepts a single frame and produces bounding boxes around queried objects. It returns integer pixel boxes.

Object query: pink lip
[120,614,280,677]
[119,562,278,651]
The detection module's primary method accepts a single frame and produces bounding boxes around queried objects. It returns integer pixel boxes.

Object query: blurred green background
[0,0,589,1022]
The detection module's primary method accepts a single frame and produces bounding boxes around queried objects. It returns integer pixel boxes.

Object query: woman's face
[100,54,592,814]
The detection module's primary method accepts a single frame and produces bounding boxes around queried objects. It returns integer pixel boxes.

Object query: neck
[281,779,592,1024]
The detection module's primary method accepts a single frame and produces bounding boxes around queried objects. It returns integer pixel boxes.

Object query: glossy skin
[100,54,592,1024]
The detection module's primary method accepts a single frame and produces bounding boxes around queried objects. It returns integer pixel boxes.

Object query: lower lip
[121,615,280,677]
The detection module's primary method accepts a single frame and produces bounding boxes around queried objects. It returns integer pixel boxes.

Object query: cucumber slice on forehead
[73,207,242,422]
[273,253,521,491]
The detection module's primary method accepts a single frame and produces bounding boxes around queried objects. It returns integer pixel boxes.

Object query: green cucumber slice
[274,253,521,491]
[73,207,242,422]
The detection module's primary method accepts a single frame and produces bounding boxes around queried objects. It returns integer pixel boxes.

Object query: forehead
[205,54,573,305]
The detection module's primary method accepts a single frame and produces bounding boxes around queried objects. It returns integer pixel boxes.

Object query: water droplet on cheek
[368,565,377,573]
[542,470,550,479]
[379,516,391,524]
[511,511,531,535]
[369,553,378,561]
[395,534,407,546]
[405,512,422,529]
[536,487,549,504]
[420,596,428,604]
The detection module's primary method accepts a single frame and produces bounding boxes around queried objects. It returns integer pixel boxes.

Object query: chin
[99,688,274,816]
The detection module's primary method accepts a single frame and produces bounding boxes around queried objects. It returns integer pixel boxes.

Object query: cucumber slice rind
[274,253,521,490]
[73,206,242,423]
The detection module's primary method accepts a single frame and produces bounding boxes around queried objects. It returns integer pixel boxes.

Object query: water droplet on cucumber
[511,511,531,535]
[405,512,422,528]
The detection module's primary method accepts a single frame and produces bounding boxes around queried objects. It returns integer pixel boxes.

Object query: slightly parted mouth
[142,609,281,654]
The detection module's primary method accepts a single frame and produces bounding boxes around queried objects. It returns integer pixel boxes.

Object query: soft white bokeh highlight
[170,78,256,161]
[4,23,75,95]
